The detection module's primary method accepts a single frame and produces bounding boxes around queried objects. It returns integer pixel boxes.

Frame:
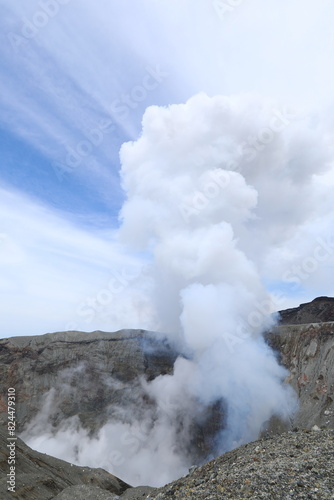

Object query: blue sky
[1,0,334,337]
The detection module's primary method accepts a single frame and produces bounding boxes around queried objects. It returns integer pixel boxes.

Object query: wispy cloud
[1,0,334,336]
[2,0,334,198]
[0,185,145,337]
[1,1,173,206]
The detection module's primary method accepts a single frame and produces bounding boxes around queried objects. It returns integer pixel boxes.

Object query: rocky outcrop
[266,298,334,430]
[278,296,334,325]
[267,322,334,430]
[0,425,130,500]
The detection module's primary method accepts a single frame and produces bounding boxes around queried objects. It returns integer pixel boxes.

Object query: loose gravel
[146,429,334,499]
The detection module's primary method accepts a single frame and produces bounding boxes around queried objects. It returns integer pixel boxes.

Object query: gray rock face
[0,425,130,500]
[0,328,225,470]
[267,322,334,430]
[0,329,177,432]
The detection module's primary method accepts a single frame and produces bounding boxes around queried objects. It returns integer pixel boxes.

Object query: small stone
[311,425,321,431]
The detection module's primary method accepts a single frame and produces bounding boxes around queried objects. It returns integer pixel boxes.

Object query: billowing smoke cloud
[21,93,332,486]
[117,92,306,448]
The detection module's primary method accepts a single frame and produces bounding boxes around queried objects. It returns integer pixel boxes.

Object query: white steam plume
[22,93,332,486]
[118,92,305,449]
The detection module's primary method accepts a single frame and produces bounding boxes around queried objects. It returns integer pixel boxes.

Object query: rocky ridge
[278,296,334,325]
[0,297,333,499]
